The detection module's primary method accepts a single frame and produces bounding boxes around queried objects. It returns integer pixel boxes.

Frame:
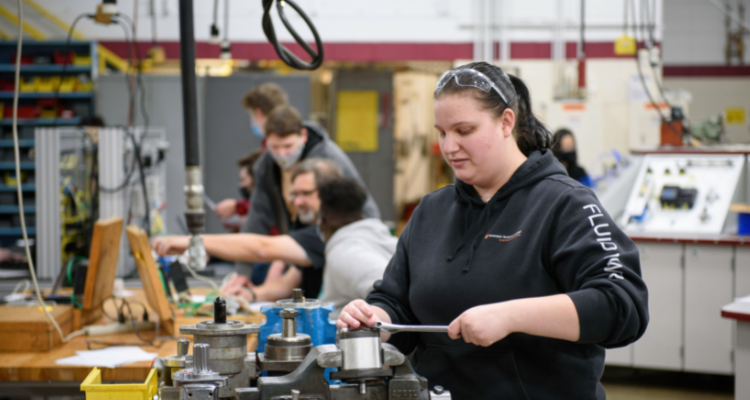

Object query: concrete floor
[602,367,733,400]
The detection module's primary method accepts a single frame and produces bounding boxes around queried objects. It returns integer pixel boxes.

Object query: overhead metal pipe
[178,0,200,169]
[178,0,207,269]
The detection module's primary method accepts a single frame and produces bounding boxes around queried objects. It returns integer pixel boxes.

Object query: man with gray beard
[152,158,341,302]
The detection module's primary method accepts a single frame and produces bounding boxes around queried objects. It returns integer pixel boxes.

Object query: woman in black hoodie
[337,62,649,400]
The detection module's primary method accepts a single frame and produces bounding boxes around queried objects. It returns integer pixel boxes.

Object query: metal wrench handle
[373,321,449,334]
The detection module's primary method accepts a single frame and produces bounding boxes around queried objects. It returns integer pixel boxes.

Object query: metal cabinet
[736,247,750,300]
[632,243,684,370]
[606,346,633,367]
[684,244,735,374]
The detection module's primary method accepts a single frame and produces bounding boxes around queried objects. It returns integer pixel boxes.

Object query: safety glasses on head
[435,67,516,105]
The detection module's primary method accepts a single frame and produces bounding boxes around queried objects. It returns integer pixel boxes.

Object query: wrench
[373,321,449,334]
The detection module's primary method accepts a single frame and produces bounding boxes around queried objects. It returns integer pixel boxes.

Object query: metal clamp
[373,321,449,334]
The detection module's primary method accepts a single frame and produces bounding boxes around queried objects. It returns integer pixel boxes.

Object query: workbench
[0,288,262,397]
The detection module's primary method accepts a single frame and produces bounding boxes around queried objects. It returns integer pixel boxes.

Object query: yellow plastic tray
[34,76,61,92]
[80,367,158,400]
[73,55,92,66]
[77,81,93,91]
[59,76,76,92]
[19,78,34,92]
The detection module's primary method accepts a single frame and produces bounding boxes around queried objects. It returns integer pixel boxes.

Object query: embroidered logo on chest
[484,230,522,242]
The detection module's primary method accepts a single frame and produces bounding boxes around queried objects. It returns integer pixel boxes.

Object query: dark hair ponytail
[435,61,551,157]
[507,74,551,156]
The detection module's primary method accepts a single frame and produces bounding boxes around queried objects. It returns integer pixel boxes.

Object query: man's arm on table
[153,234,312,267]
[203,234,312,267]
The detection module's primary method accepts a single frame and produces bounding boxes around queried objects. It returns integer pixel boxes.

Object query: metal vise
[161,298,451,400]
[236,327,450,400]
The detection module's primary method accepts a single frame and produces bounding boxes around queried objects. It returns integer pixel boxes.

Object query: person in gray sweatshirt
[316,176,397,318]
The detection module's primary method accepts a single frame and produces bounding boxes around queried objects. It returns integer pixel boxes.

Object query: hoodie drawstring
[462,197,498,272]
[446,196,499,274]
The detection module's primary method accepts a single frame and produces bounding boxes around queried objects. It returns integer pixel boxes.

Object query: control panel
[619,154,745,234]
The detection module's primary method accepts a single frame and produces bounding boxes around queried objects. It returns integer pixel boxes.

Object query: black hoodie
[367,150,649,400]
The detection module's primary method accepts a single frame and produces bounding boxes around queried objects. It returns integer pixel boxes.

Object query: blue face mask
[249,116,264,138]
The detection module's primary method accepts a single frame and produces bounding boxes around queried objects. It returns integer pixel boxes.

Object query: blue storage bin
[739,212,750,235]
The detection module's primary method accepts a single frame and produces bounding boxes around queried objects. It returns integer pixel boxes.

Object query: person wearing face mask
[315,176,397,319]
[551,128,594,188]
[337,62,649,400]
[153,158,342,301]
[226,104,381,293]
[215,150,263,231]
[242,83,289,143]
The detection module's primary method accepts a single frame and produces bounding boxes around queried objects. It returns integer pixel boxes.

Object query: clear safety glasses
[435,68,516,105]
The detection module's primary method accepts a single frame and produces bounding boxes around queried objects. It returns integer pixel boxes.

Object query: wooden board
[0,305,74,352]
[730,203,750,214]
[83,217,124,310]
[125,225,173,330]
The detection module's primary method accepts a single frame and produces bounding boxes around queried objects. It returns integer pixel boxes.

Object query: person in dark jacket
[337,62,649,400]
[551,128,594,187]
[226,104,381,294]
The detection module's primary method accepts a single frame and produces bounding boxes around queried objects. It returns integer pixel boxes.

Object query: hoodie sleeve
[366,218,420,353]
[548,186,649,348]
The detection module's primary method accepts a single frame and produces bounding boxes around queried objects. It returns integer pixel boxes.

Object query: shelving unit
[0,40,97,246]
[0,92,93,99]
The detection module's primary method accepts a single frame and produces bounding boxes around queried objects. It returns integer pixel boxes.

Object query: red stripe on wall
[98,40,666,62]
[510,42,551,59]
[565,41,657,59]
[663,65,750,77]
[99,41,474,62]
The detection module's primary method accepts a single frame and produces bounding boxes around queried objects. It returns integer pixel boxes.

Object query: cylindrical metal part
[179,0,205,236]
[178,0,199,168]
[187,233,207,270]
[180,319,259,389]
[265,308,312,362]
[280,309,298,338]
[177,338,190,356]
[338,330,383,371]
[214,298,227,324]
[291,389,300,400]
[184,167,204,211]
[194,343,210,374]
[265,334,312,361]
[359,383,367,394]
[193,335,247,374]
[292,289,304,303]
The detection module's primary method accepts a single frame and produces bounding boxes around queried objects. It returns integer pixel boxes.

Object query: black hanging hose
[261,0,324,70]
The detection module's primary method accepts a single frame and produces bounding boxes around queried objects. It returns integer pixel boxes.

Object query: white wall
[664,77,750,143]
[486,59,653,172]
[663,0,750,65]
[33,0,661,45]
[662,0,750,144]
